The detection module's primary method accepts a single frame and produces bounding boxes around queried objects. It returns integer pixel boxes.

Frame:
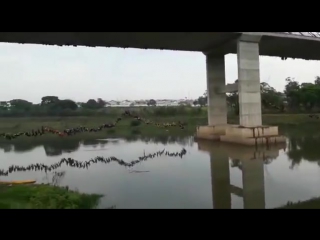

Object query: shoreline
[0,114,318,143]
[0,184,103,209]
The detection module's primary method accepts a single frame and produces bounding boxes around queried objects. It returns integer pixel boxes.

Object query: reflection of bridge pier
[242,158,265,209]
[198,140,285,209]
[210,151,231,209]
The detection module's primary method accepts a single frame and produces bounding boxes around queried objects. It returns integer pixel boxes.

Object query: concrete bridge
[2,32,320,60]
[3,32,320,145]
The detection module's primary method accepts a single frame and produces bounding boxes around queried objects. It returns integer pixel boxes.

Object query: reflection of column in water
[210,153,231,209]
[197,140,277,209]
[242,159,265,209]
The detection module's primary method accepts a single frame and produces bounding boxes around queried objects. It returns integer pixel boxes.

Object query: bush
[0,185,103,209]
[29,186,100,209]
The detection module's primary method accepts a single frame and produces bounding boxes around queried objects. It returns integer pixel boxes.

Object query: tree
[0,101,9,111]
[97,98,107,108]
[83,99,100,109]
[41,96,59,105]
[315,76,320,86]
[197,96,207,107]
[195,91,208,107]
[9,99,33,111]
[54,99,78,110]
[193,100,199,106]
[147,99,157,106]
[260,82,284,111]
[284,77,301,111]
[227,92,239,114]
[299,83,318,111]
[225,80,285,115]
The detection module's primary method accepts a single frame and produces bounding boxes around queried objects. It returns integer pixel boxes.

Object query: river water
[1,126,320,209]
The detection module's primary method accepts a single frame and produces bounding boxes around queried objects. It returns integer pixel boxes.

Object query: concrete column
[237,34,262,127]
[242,159,265,209]
[210,153,231,209]
[206,53,227,126]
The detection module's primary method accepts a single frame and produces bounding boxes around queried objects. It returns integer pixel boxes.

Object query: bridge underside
[2,32,320,60]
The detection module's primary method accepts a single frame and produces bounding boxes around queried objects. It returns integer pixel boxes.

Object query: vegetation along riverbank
[0,184,103,209]
[0,113,319,142]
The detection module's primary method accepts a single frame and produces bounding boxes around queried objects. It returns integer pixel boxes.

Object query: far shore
[0,113,318,143]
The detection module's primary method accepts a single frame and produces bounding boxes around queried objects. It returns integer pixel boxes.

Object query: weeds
[0,184,103,209]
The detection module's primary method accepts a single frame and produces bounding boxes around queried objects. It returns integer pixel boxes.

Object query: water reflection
[197,140,286,209]
[287,136,320,168]
[42,171,66,186]
[0,135,192,156]
[2,131,320,208]
[0,148,187,176]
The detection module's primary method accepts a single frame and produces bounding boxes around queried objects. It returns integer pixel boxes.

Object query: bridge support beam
[206,53,227,127]
[237,35,262,127]
[219,34,286,145]
[195,53,229,140]
[195,34,285,145]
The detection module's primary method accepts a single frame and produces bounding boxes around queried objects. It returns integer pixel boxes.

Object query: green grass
[0,113,318,143]
[0,184,103,209]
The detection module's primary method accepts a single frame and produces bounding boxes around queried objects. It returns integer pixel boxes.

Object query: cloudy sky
[0,42,320,104]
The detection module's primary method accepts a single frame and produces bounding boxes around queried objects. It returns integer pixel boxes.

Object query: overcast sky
[1,42,320,104]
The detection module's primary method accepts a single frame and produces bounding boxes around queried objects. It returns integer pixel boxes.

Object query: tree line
[0,97,106,117]
[1,76,320,117]
[194,76,320,114]
[0,96,165,117]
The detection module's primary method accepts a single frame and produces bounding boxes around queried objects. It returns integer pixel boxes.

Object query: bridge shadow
[196,140,286,209]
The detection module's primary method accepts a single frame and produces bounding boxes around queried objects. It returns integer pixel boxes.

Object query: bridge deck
[1,32,320,60]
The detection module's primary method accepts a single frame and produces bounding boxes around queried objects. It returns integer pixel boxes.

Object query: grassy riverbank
[0,114,318,142]
[0,116,200,142]
[0,184,103,209]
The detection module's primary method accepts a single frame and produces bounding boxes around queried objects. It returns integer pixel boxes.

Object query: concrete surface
[220,83,238,93]
[237,35,262,127]
[196,124,286,146]
[194,125,233,140]
[220,125,286,146]
[206,53,227,126]
[2,32,320,60]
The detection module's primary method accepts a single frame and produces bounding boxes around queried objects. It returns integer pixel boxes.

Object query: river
[1,125,320,209]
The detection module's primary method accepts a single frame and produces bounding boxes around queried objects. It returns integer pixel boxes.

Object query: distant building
[102,99,198,107]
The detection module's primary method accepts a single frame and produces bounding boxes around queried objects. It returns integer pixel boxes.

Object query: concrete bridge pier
[196,33,286,146]
[195,52,228,140]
